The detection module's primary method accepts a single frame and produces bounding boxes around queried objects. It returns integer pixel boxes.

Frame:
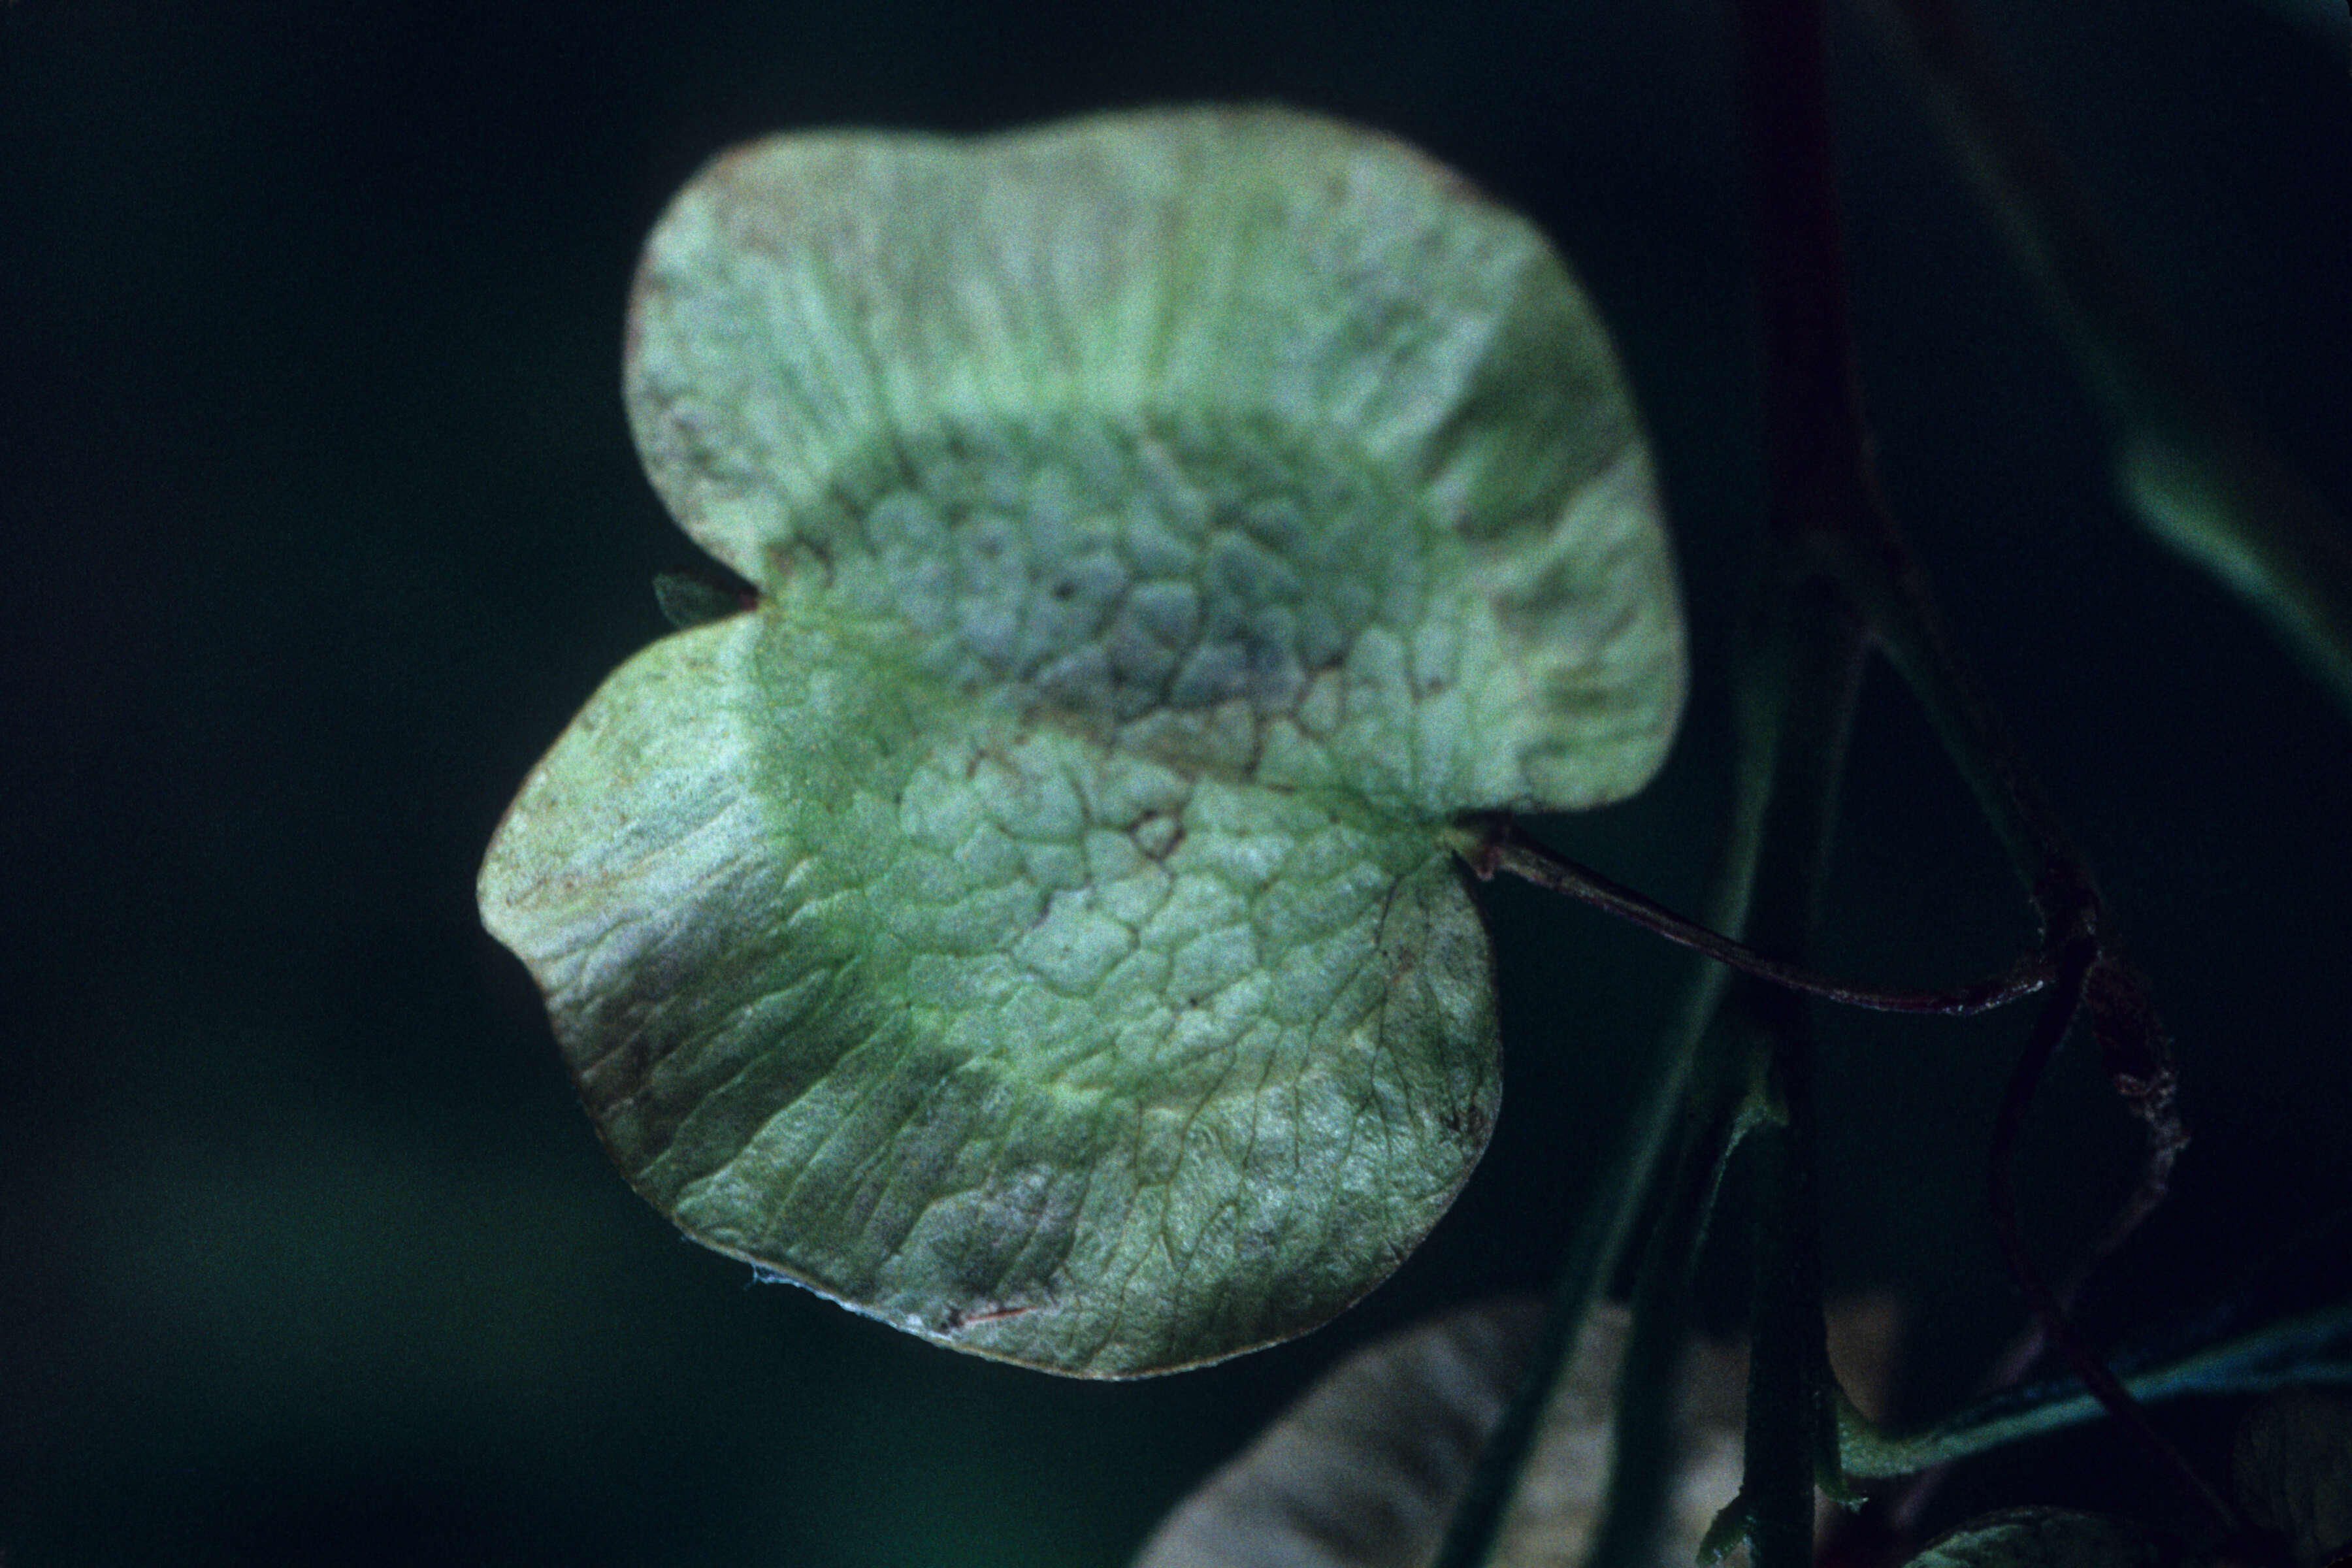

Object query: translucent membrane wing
[625,107,1684,814]
[484,108,1685,1374]
[482,614,1496,1375]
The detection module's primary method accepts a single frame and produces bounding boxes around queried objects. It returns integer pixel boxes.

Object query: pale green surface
[486,607,1499,1375]
[481,107,1684,1375]
[625,106,1683,814]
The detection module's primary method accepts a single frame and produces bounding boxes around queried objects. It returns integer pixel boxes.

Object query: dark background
[4,0,2347,1563]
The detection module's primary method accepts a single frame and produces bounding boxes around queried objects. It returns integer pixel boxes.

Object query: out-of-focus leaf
[651,569,749,629]
[1131,1299,1745,1567]
[1825,1290,1904,1426]
[481,108,1686,1375]
[1904,1511,2159,1568]
[2234,1387,2352,1565]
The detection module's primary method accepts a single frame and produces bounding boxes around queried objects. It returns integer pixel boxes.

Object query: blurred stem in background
[1856,0,2352,715]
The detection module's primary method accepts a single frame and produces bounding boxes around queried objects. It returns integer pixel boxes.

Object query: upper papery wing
[478,613,1500,1377]
[624,106,1686,815]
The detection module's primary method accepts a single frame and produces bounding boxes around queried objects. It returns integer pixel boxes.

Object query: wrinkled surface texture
[479,108,1684,1375]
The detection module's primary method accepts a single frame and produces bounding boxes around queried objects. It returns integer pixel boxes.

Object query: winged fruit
[479,106,1684,1377]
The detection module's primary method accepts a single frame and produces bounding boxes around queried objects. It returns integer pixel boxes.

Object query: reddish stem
[1985,938,2241,1532]
[1459,816,2050,1017]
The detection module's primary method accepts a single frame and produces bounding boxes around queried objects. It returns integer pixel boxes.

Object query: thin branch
[1721,584,1874,1568]
[1885,955,2189,1531]
[1429,840,1756,1568]
[1985,941,2246,1534]
[1451,815,2051,1017]
[1428,959,1728,1568]
[1587,1097,1725,1568]
[1824,481,2217,1541]
[1732,0,2231,1535]
[1992,955,2190,1381]
[2082,955,2193,1249]
[1725,0,1923,1561]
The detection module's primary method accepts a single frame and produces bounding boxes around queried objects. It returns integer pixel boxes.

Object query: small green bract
[480,106,1685,1376]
